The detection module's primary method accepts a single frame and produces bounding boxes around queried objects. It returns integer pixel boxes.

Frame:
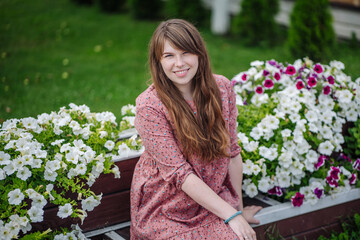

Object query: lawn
[1,0,360,121]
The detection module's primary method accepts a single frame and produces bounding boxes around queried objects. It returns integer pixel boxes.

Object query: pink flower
[323,85,331,95]
[353,158,360,171]
[291,192,304,207]
[285,65,296,75]
[327,75,335,84]
[268,186,283,196]
[314,64,323,74]
[314,188,323,199]
[349,173,357,185]
[263,70,270,77]
[263,79,274,89]
[241,73,248,82]
[307,77,317,87]
[274,72,281,81]
[315,155,326,170]
[255,85,264,94]
[296,80,305,90]
[326,176,339,188]
[328,166,340,180]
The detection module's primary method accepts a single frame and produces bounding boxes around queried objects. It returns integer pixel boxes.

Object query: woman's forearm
[229,154,244,210]
[181,173,238,221]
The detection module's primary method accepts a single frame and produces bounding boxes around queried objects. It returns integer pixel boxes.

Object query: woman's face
[160,40,199,95]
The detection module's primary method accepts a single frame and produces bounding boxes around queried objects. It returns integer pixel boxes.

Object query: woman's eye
[183,52,188,55]
[164,54,172,58]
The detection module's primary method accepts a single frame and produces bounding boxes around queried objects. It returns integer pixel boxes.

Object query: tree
[232,0,279,46]
[287,0,335,61]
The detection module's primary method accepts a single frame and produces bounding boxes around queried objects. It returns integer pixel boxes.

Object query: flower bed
[0,104,142,239]
[232,58,360,206]
[1,58,359,239]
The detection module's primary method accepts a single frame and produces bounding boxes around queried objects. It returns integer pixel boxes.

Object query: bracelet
[224,210,242,224]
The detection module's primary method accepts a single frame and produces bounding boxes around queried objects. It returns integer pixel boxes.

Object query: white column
[211,0,230,35]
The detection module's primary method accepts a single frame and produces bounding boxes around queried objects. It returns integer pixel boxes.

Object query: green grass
[1,0,360,121]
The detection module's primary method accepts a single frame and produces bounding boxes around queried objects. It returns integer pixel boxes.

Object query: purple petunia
[263,70,270,77]
[274,72,281,81]
[291,192,305,207]
[327,75,335,84]
[315,155,326,170]
[263,79,274,89]
[314,188,324,199]
[307,77,317,87]
[285,65,296,75]
[241,73,248,82]
[255,85,264,94]
[349,173,357,185]
[323,85,331,95]
[268,186,283,196]
[314,64,323,74]
[353,158,360,171]
[296,80,305,90]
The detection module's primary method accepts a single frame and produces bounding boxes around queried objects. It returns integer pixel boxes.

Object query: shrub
[287,0,335,62]
[96,0,127,13]
[164,0,209,27]
[128,0,163,20]
[70,0,94,5]
[231,0,279,46]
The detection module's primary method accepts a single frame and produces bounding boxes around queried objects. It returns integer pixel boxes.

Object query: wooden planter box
[34,152,360,239]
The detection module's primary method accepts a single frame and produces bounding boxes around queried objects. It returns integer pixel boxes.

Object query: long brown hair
[149,19,229,163]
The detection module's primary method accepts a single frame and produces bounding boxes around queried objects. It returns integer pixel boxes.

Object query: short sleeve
[135,100,194,190]
[221,76,242,158]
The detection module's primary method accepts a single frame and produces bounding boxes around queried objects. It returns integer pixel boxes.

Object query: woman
[130,19,262,240]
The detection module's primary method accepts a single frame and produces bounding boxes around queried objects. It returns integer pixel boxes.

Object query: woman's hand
[228,214,257,240]
[242,205,262,224]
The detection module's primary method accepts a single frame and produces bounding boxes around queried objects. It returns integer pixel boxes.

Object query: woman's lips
[174,68,189,77]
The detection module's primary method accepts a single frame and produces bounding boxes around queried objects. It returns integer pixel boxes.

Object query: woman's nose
[175,55,184,67]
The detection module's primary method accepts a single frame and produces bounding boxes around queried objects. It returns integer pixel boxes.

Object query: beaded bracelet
[224,210,242,224]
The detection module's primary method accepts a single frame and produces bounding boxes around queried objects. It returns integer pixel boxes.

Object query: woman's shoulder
[136,84,161,107]
[213,74,233,93]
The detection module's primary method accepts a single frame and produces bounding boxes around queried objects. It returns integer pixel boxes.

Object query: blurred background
[1,0,359,121]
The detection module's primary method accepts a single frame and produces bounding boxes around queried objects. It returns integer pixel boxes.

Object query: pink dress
[130,75,241,239]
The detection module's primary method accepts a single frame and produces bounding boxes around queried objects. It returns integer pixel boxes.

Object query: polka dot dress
[130,75,241,239]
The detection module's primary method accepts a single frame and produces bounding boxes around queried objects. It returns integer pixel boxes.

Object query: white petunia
[345,109,358,122]
[0,168,6,180]
[74,163,87,176]
[281,129,292,138]
[258,176,273,193]
[237,132,249,144]
[250,126,263,140]
[244,182,258,198]
[276,171,291,188]
[44,169,58,182]
[0,151,11,165]
[57,203,73,219]
[118,143,130,158]
[335,89,353,104]
[81,195,101,212]
[8,189,25,205]
[318,141,334,156]
[16,167,32,181]
[306,150,319,163]
[27,206,44,222]
[243,141,259,152]
[305,110,318,122]
[32,194,47,209]
[319,125,333,140]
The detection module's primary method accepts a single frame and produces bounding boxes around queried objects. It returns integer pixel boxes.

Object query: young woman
[130,19,262,240]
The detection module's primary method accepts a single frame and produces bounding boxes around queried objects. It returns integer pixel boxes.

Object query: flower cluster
[233,58,360,207]
[0,103,142,239]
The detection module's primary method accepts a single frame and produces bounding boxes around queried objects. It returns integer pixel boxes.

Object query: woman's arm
[229,154,262,224]
[181,173,256,240]
[229,154,244,210]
